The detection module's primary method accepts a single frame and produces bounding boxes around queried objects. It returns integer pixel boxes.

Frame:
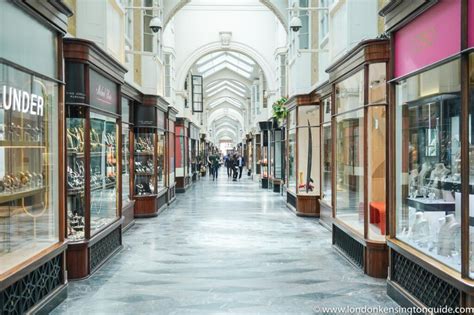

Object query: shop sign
[90,69,117,112]
[134,104,157,127]
[1,85,44,117]
[393,0,460,78]
[65,62,86,103]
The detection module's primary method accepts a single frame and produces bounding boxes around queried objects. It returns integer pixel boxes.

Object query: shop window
[175,125,186,177]
[469,53,474,277]
[321,124,332,204]
[297,105,320,195]
[169,121,175,185]
[369,63,387,104]
[90,112,118,235]
[335,70,364,114]
[0,63,59,274]
[287,109,297,193]
[157,131,166,192]
[121,98,131,203]
[335,109,365,234]
[395,59,461,272]
[367,106,386,241]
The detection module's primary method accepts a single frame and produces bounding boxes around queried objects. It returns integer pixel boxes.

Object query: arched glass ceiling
[206,81,246,94]
[207,85,246,98]
[208,79,246,89]
[197,52,256,79]
[208,97,243,108]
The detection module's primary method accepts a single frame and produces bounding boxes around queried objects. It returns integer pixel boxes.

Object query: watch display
[134,130,156,196]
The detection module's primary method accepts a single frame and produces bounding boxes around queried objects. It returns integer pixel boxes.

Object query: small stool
[369,202,386,234]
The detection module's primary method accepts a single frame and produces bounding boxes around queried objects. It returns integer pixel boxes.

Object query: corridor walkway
[53,171,398,314]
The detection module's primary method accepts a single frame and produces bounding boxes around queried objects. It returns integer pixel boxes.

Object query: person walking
[225,154,232,178]
[237,154,245,180]
[209,153,220,181]
[232,154,239,181]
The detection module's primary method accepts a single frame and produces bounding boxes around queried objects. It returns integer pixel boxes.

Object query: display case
[258,121,272,189]
[318,84,333,230]
[271,121,285,193]
[0,2,71,313]
[189,123,200,182]
[167,107,178,203]
[325,39,389,278]
[284,95,320,217]
[120,85,139,231]
[156,107,168,210]
[175,118,190,193]
[132,101,157,217]
[64,38,126,279]
[381,0,474,307]
[255,134,261,176]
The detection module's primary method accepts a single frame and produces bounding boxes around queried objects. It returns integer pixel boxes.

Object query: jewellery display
[134,130,156,197]
[66,113,119,239]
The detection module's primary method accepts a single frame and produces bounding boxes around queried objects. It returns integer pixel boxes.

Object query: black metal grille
[169,186,175,201]
[89,227,121,272]
[1,254,63,315]
[333,225,364,269]
[391,250,460,310]
[287,192,296,208]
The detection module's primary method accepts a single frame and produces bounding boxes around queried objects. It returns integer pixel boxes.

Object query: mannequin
[418,162,431,191]
[437,214,460,257]
[409,212,430,247]
[409,169,419,197]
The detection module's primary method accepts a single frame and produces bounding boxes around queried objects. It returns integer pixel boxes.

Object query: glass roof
[197,51,255,79]
[207,85,246,97]
[208,97,243,108]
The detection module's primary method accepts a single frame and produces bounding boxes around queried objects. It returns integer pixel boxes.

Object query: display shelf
[407,197,455,212]
[134,152,154,156]
[0,140,45,148]
[0,186,46,204]
[134,172,155,176]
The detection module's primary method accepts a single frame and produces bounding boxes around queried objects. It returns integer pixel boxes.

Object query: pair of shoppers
[227,154,245,181]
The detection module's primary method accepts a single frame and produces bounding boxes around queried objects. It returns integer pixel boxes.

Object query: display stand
[284,95,321,217]
[64,38,126,280]
[175,118,190,193]
[325,39,389,278]
[167,107,178,203]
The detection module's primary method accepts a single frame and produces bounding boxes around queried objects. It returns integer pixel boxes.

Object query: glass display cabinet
[271,121,285,193]
[258,121,272,189]
[156,107,168,211]
[284,96,320,217]
[120,86,141,231]
[189,123,200,182]
[199,134,206,177]
[318,86,333,230]
[132,102,158,217]
[64,39,126,279]
[167,107,178,203]
[255,134,261,176]
[326,39,389,278]
[175,118,190,193]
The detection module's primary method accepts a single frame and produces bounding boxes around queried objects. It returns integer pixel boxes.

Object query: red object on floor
[369,202,386,235]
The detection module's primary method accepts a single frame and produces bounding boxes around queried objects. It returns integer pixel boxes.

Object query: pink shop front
[380,0,474,309]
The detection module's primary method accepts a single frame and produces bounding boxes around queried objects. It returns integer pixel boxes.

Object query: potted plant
[272,97,288,127]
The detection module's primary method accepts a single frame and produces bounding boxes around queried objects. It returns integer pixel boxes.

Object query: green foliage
[272,97,288,122]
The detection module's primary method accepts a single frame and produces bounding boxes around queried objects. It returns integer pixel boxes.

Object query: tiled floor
[52,170,399,314]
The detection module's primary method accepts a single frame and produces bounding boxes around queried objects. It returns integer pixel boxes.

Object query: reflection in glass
[169,125,175,185]
[367,106,386,241]
[122,123,130,202]
[395,59,461,272]
[469,54,474,277]
[335,70,364,113]
[157,131,166,192]
[0,64,59,273]
[369,63,386,104]
[90,112,118,235]
[175,126,185,177]
[134,130,155,196]
[335,109,364,233]
[297,126,320,195]
[321,123,332,203]
[288,129,296,193]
